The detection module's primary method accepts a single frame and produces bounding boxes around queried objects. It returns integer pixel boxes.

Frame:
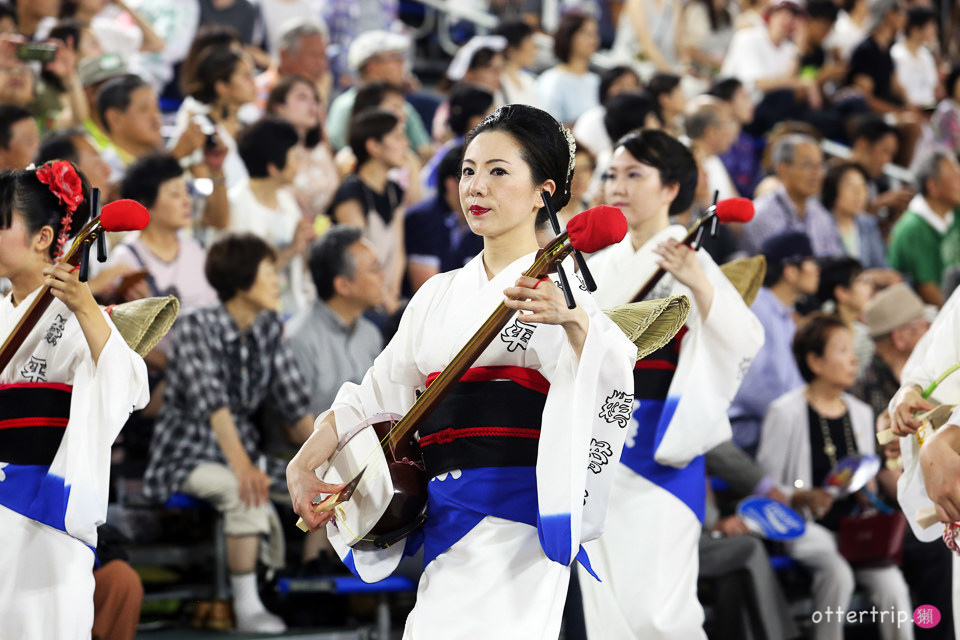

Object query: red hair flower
[36,161,85,260]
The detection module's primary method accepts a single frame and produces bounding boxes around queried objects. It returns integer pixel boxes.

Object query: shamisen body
[287,105,637,639]
[579,130,764,640]
[0,162,149,639]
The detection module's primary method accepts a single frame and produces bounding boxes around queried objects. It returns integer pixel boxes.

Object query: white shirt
[703,155,738,201]
[573,105,612,158]
[891,42,938,108]
[500,68,541,108]
[720,27,797,102]
[825,10,867,61]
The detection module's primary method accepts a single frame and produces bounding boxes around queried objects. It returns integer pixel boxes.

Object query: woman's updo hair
[615,129,698,215]
[0,162,93,260]
[464,104,574,225]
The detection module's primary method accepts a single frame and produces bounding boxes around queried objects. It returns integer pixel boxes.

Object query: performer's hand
[890,385,935,436]
[43,261,98,316]
[919,424,960,522]
[503,275,588,331]
[286,462,345,532]
[653,240,708,292]
[791,488,834,519]
[235,463,272,508]
[767,486,789,505]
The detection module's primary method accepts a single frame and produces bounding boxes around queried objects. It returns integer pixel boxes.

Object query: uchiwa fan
[603,295,690,361]
[106,295,180,357]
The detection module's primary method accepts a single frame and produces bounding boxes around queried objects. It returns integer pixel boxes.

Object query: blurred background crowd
[2,0,960,637]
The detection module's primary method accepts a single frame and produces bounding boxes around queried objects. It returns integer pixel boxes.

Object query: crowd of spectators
[2,0,960,636]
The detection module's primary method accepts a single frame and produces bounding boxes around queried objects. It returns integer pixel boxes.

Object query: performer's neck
[481,227,539,280]
[9,269,45,307]
[628,215,670,252]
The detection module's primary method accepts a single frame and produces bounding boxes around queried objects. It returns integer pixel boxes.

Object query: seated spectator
[610,0,680,73]
[436,35,505,138]
[195,0,268,68]
[848,115,913,219]
[890,6,939,109]
[710,78,764,198]
[887,149,960,306]
[815,256,875,374]
[0,40,36,110]
[573,65,642,159]
[256,18,331,112]
[329,109,407,311]
[851,282,929,419]
[177,47,257,189]
[96,73,167,175]
[0,104,40,170]
[266,74,340,219]
[821,162,887,270]
[721,1,821,136]
[797,0,847,94]
[326,31,432,158]
[729,231,819,455]
[646,72,686,138]
[685,98,739,201]
[421,84,494,198]
[405,143,480,292]
[286,226,383,417]
[230,116,313,316]
[111,152,218,313]
[678,0,735,76]
[491,20,539,108]
[143,233,315,634]
[757,313,914,640]
[536,12,601,125]
[76,53,130,153]
[847,0,909,115]
[740,134,843,256]
[824,0,869,62]
[931,65,960,158]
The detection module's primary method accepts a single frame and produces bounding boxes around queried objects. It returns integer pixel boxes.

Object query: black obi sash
[417,366,549,477]
[0,383,72,465]
[632,326,688,399]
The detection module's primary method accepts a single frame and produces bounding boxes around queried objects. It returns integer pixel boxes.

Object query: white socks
[231,572,286,633]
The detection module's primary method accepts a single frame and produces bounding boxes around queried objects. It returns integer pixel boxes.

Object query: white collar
[908,194,954,234]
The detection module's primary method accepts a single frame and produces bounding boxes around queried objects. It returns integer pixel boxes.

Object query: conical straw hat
[105,295,180,357]
[720,255,766,307]
[603,294,691,361]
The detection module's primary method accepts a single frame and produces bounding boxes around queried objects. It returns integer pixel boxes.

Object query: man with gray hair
[256,17,331,109]
[686,98,739,201]
[888,149,960,306]
[286,226,384,417]
[739,133,844,256]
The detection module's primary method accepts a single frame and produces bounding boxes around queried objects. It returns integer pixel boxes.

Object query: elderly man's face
[779,143,825,200]
[363,51,406,85]
[281,34,328,82]
[933,156,960,208]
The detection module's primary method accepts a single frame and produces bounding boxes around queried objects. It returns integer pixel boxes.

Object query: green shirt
[326,86,431,152]
[887,208,960,286]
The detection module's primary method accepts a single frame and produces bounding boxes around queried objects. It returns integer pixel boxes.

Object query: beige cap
[863,283,925,338]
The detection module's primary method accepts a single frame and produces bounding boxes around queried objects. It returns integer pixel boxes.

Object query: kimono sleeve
[169,313,231,423]
[654,256,765,467]
[532,271,637,566]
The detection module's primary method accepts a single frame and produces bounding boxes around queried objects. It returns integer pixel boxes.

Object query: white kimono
[579,226,764,640]
[319,251,636,640]
[895,289,960,640]
[0,288,149,640]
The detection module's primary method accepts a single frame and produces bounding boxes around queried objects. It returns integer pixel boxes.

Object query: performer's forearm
[290,412,339,473]
[74,306,111,365]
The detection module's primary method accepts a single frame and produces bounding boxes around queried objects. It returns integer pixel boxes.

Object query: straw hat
[603,295,691,361]
[105,295,179,357]
[720,255,767,307]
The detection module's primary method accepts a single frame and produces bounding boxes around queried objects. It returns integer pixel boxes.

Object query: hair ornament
[561,124,576,187]
[36,160,84,260]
